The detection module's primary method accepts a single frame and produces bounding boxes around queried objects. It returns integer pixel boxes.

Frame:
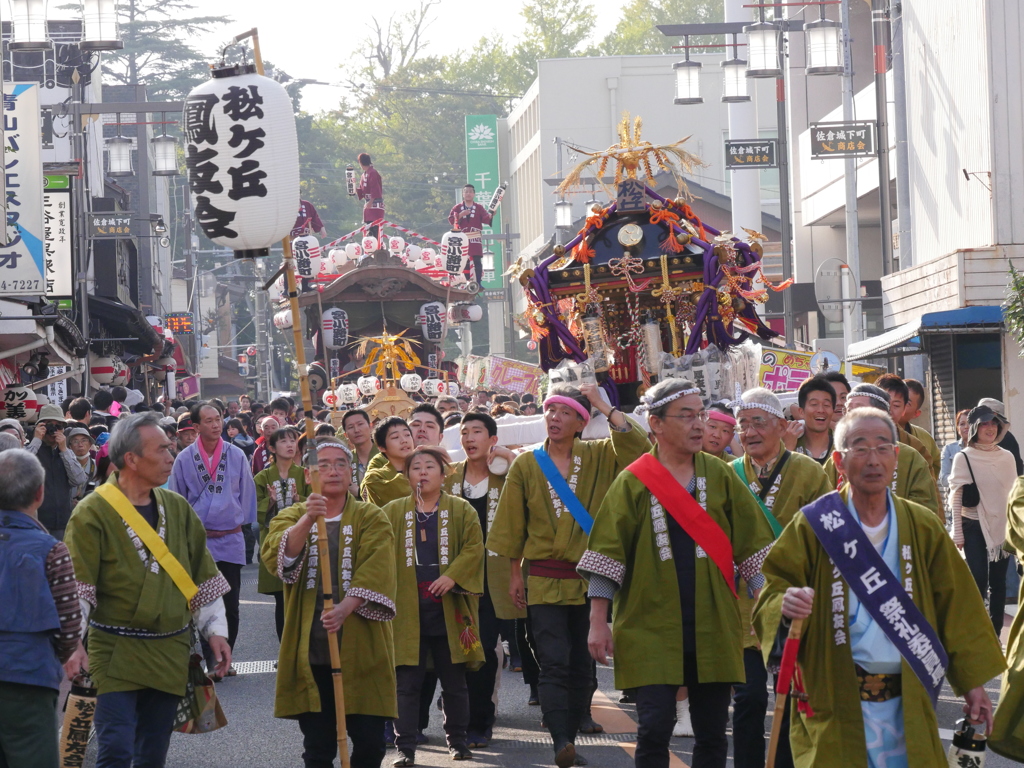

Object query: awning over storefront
[848,306,1004,361]
[88,296,164,356]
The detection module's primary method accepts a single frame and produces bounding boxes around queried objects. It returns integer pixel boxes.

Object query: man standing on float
[487,383,650,768]
[447,184,493,286]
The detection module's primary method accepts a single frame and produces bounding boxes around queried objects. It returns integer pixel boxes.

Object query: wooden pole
[239,28,351,768]
[765,617,803,768]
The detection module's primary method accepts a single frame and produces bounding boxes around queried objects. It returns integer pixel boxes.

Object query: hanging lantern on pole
[337,383,360,403]
[345,164,357,196]
[273,308,293,330]
[448,302,484,324]
[421,378,445,397]
[357,376,381,396]
[417,301,447,343]
[321,308,349,350]
[361,235,378,254]
[399,374,422,393]
[440,231,469,276]
[0,385,40,423]
[183,63,299,259]
[388,236,406,259]
[447,381,460,397]
[292,235,321,278]
[90,354,117,385]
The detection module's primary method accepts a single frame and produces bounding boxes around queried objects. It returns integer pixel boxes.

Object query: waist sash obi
[528,559,582,580]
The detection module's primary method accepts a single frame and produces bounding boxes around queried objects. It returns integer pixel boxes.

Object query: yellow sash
[94,483,199,603]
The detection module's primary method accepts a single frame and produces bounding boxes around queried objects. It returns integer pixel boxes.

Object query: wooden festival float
[269,219,484,420]
[514,114,791,406]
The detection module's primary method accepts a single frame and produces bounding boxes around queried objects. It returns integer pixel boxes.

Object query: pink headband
[707,410,736,427]
[544,395,591,425]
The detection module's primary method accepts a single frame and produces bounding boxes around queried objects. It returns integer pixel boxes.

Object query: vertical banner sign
[0,84,44,297]
[43,176,73,299]
[464,115,502,291]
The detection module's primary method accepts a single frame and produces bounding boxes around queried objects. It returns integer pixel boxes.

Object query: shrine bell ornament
[0,385,40,423]
[399,374,422,393]
[440,230,469,275]
[184,63,299,259]
[357,375,381,396]
[292,235,321,278]
[418,301,447,343]
[321,308,349,350]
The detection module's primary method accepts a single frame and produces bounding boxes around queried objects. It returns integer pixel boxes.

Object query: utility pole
[890,0,912,269]
[841,0,863,353]
[774,21,795,348]
[480,227,520,358]
[871,0,894,274]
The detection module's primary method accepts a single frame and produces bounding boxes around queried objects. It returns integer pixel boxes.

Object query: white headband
[728,383,785,419]
[851,390,890,409]
[636,386,702,416]
[315,441,352,462]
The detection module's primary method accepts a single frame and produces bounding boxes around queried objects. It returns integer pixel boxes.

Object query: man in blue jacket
[0,449,82,768]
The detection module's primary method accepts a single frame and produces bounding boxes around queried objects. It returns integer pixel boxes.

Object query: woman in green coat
[383,446,485,766]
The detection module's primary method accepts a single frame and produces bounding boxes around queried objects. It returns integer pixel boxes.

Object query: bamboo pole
[237,28,351,768]
[765,617,803,768]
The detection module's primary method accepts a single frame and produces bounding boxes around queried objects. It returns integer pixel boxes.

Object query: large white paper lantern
[357,375,381,396]
[0,385,40,423]
[417,301,447,343]
[337,383,360,404]
[273,308,293,330]
[321,308,349,350]
[440,230,469,275]
[345,243,362,263]
[184,63,299,259]
[421,378,445,397]
[111,359,130,387]
[292,235,321,278]
[388,236,406,259]
[448,302,483,323]
[447,381,460,397]
[399,373,422,393]
[362,236,378,254]
[90,354,117,385]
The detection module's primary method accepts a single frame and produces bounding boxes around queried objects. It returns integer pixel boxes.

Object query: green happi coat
[486,417,651,606]
[753,490,1005,767]
[730,447,833,648]
[264,495,397,719]
[578,449,775,689]
[444,462,526,620]
[990,477,1024,759]
[823,441,940,518]
[383,493,486,669]
[64,473,228,696]
[362,460,411,508]
[909,423,941,482]
[254,462,310,594]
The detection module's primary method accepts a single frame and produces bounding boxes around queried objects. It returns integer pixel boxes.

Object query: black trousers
[634,656,732,768]
[963,516,1010,636]
[203,561,241,670]
[516,615,540,686]
[298,665,387,768]
[731,647,769,768]
[528,602,592,746]
[396,635,469,751]
[464,254,483,286]
[273,591,285,642]
[770,674,795,768]
[466,592,499,732]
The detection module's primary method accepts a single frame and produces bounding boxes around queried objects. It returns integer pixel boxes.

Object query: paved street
[73,563,1016,767]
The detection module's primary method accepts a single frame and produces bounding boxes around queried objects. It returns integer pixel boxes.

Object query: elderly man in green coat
[755,408,1004,767]
[265,437,397,768]
[580,379,775,768]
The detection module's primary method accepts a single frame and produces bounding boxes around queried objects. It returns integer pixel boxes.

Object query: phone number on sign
[0,279,41,292]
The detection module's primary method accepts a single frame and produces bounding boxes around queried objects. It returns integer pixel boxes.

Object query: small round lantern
[399,373,422,393]
[90,354,117,385]
[357,375,381,397]
[273,308,293,330]
[361,236,378,254]
[421,378,445,397]
[337,383,360,404]
[0,385,40,423]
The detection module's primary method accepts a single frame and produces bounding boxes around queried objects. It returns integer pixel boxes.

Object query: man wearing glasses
[823,384,940,519]
[755,408,1002,768]
[264,437,397,768]
[727,388,832,768]
[580,378,775,768]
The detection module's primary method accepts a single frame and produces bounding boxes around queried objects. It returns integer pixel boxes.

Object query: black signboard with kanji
[810,122,876,159]
[616,179,647,213]
[724,140,778,169]
[88,212,136,239]
[165,312,195,334]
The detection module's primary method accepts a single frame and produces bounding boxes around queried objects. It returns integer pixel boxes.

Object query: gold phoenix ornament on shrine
[556,113,706,198]
[354,330,422,377]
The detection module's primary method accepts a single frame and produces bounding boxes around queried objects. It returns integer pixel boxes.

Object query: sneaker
[510,657,523,672]
[385,721,396,748]
[393,749,415,767]
[466,731,485,749]
[574,753,589,766]
[449,744,473,760]
[672,699,694,737]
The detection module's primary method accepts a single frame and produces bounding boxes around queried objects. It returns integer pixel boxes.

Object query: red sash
[626,454,737,598]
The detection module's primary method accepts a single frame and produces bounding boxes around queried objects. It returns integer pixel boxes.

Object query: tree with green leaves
[1004,262,1024,356]
[600,0,724,55]
[100,0,228,100]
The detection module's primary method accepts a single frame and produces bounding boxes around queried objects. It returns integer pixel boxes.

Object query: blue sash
[802,491,948,706]
[533,448,593,535]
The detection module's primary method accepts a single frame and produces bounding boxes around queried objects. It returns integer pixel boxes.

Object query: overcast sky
[198,0,627,113]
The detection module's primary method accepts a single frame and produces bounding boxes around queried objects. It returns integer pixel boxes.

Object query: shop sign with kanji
[724,139,778,169]
[88,212,136,239]
[810,121,876,159]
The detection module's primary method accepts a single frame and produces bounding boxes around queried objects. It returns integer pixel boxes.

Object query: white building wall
[987,0,1024,247]
[903,0,994,261]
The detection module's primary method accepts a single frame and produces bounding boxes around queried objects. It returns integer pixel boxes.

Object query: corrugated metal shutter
[927,335,957,446]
